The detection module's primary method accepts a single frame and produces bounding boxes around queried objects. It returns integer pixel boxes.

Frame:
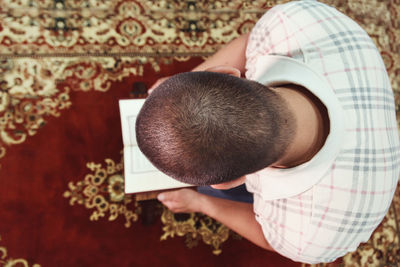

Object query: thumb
[157,190,180,202]
[157,193,166,201]
[157,192,173,202]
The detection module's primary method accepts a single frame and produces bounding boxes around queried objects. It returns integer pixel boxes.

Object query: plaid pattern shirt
[244,0,400,263]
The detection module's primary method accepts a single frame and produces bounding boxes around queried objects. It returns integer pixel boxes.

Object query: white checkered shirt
[244,0,400,263]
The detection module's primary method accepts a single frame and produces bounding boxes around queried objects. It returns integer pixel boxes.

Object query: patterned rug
[0,0,398,266]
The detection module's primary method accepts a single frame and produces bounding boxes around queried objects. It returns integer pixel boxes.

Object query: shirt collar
[245,55,346,200]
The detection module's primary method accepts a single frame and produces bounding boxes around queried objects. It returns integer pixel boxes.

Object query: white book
[119,99,191,194]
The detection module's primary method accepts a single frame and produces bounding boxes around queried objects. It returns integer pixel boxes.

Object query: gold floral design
[0,0,398,261]
[108,174,125,202]
[0,0,268,55]
[0,0,269,161]
[1,0,398,159]
[0,56,149,160]
[0,235,41,267]
[63,155,141,228]
[160,208,240,255]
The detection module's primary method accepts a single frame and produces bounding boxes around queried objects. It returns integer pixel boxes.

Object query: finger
[159,200,172,208]
[157,193,167,202]
[149,77,169,91]
[163,203,184,213]
[159,200,181,212]
[149,80,163,91]
[204,65,241,77]
[157,191,176,202]
[148,83,158,91]
[158,188,185,200]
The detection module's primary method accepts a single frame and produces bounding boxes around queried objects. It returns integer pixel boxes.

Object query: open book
[119,99,191,194]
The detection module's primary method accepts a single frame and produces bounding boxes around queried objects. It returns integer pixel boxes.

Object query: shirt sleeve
[252,189,322,264]
[245,6,280,79]
[245,3,306,80]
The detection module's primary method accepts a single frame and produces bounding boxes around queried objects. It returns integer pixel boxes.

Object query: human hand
[157,188,202,213]
[148,76,171,94]
[204,65,241,77]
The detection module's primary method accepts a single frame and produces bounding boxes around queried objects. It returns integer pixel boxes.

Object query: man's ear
[204,65,241,78]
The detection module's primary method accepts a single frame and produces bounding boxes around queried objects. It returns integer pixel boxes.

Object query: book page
[119,99,191,194]
[119,99,145,147]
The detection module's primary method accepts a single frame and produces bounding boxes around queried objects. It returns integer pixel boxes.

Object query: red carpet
[0,0,398,266]
[0,58,299,266]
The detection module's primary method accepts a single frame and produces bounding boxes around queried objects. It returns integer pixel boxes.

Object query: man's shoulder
[263,0,337,17]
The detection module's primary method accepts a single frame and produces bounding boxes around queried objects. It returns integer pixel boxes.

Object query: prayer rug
[0,0,398,266]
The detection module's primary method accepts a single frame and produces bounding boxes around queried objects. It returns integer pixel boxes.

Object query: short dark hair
[136,71,295,185]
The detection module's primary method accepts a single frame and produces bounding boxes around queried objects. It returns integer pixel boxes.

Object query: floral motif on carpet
[0,235,41,267]
[0,0,270,159]
[160,208,243,255]
[63,153,141,228]
[62,154,242,255]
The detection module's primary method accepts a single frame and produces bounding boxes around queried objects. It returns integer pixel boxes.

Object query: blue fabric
[197,184,254,203]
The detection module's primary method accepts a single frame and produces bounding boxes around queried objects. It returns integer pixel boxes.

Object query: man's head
[136,70,295,186]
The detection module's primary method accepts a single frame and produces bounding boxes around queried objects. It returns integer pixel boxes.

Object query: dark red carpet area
[1,0,399,266]
[0,58,299,266]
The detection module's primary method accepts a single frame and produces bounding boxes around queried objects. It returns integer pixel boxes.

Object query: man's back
[245,0,400,263]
